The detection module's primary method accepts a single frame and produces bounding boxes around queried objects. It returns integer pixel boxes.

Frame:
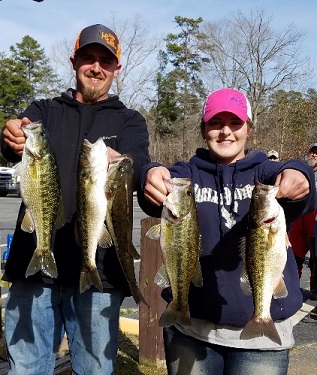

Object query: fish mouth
[166,208,190,223]
[166,209,179,222]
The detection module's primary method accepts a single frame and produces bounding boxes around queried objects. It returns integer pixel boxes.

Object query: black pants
[310,237,317,292]
[294,237,317,292]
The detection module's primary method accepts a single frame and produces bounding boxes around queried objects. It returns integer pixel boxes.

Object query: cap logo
[101,32,118,52]
[230,96,246,110]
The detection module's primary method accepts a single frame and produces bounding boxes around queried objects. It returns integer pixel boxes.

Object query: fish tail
[25,249,58,278]
[159,302,191,328]
[240,316,282,345]
[80,268,103,293]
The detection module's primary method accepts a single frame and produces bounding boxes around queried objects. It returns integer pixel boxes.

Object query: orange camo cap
[74,24,120,61]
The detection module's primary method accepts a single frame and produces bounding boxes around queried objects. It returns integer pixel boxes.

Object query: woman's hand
[144,166,171,206]
[275,169,310,200]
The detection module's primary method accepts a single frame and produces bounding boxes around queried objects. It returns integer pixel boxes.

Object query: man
[305,143,317,189]
[289,143,317,300]
[0,24,150,375]
[267,149,279,161]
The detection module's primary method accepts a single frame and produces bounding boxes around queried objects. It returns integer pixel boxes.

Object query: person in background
[0,24,150,375]
[305,143,317,189]
[137,88,316,375]
[267,149,280,161]
[289,143,317,300]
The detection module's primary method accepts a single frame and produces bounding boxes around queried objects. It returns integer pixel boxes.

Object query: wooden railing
[139,217,166,368]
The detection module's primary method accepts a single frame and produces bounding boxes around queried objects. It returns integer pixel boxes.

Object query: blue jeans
[163,325,289,375]
[5,279,125,375]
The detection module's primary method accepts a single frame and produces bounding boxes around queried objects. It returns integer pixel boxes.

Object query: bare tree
[50,38,75,90]
[110,13,162,108]
[201,8,312,145]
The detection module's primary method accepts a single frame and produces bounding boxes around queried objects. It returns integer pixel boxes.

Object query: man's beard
[306,156,317,170]
[81,86,102,103]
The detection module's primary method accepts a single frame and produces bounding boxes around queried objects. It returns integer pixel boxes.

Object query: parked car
[0,163,21,197]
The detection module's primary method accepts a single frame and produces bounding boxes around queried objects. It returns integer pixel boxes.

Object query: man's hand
[3,117,30,156]
[107,146,121,159]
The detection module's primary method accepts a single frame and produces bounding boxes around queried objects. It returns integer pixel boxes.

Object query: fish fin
[105,180,118,195]
[238,237,252,294]
[159,302,191,327]
[191,260,203,287]
[128,244,141,260]
[54,198,66,229]
[240,268,252,295]
[130,283,149,307]
[25,249,58,278]
[273,277,288,298]
[13,163,23,176]
[98,224,113,248]
[146,224,161,240]
[240,316,282,346]
[80,268,103,293]
[268,231,277,247]
[154,265,170,288]
[0,273,11,288]
[74,223,80,245]
[21,209,35,233]
[239,236,247,260]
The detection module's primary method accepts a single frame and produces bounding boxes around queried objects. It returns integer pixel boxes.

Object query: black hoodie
[0,90,150,295]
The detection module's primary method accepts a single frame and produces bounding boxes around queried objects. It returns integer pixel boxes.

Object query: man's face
[307,147,317,169]
[70,44,121,104]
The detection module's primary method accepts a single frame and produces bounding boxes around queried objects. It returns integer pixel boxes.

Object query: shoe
[309,291,317,300]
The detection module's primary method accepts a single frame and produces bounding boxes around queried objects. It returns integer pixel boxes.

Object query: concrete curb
[119,317,139,335]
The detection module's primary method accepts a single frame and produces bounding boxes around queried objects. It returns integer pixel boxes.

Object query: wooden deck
[0,356,71,374]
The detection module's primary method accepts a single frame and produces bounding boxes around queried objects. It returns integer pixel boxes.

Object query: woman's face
[203,111,252,165]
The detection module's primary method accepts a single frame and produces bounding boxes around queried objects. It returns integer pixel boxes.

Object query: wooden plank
[139,217,166,367]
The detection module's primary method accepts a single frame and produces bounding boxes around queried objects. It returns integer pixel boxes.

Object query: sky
[1,0,317,78]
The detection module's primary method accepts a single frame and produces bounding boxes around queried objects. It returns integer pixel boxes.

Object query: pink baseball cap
[202,88,252,123]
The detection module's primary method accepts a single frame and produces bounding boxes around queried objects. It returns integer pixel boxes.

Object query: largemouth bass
[76,138,112,293]
[20,121,65,278]
[106,155,147,305]
[146,177,203,327]
[240,181,289,345]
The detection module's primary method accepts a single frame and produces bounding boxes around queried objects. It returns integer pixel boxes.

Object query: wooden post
[139,217,166,368]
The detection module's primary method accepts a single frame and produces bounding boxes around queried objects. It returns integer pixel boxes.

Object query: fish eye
[187,191,192,196]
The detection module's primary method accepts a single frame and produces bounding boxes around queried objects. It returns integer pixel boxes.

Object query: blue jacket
[138,148,317,327]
